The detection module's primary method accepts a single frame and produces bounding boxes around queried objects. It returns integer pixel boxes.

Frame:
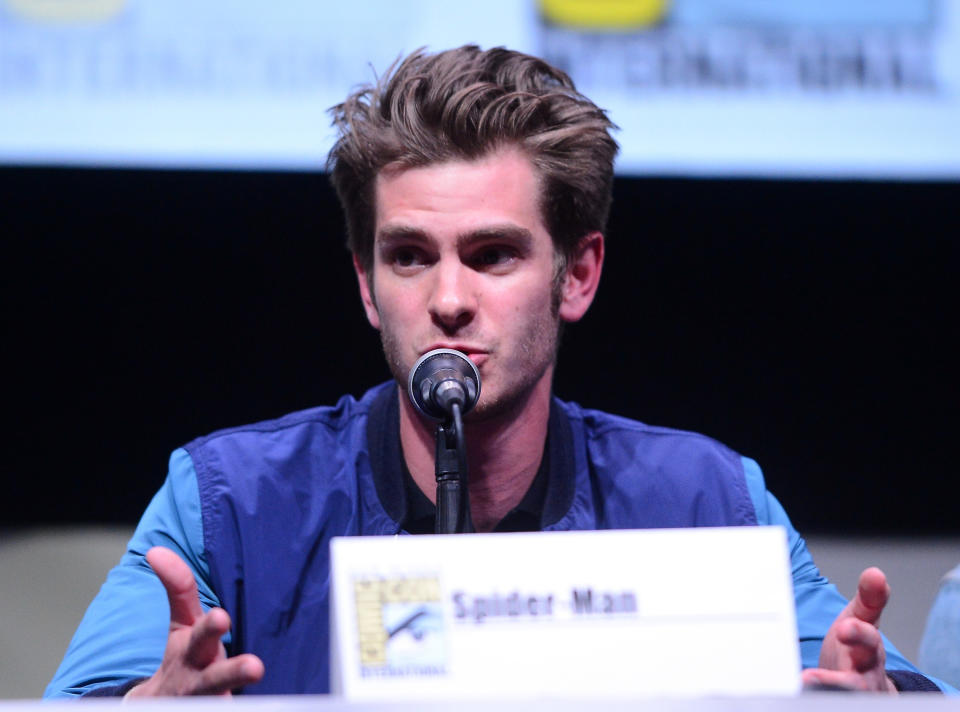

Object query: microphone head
[407,348,481,420]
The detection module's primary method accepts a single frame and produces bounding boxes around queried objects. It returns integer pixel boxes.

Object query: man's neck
[397,373,553,533]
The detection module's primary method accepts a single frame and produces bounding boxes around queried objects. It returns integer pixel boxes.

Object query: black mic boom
[407,348,481,420]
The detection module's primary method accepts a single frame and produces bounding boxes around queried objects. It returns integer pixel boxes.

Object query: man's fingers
[193,654,265,695]
[802,668,869,692]
[185,608,231,669]
[146,547,205,627]
[835,618,884,672]
[811,567,895,693]
[134,550,264,697]
[849,567,890,626]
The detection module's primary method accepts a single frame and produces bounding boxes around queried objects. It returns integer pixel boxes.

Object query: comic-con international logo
[353,576,447,678]
[538,0,939,93]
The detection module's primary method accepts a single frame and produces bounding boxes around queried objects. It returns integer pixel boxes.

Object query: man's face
[355,148,575,421]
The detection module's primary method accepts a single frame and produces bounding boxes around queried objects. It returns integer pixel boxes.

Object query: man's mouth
[422,345,488,367]
[465,353,487,368]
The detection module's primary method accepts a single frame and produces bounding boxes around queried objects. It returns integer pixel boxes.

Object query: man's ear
[558,231,604,323]
[352,253,381,330]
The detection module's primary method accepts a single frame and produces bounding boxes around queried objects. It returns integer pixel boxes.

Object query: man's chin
[463,384,538,425]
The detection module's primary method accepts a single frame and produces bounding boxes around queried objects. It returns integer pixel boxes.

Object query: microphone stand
[435,402,473,534]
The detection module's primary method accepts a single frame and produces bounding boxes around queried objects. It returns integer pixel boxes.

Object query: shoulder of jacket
[183,382,391,450]
[556,398,740,458]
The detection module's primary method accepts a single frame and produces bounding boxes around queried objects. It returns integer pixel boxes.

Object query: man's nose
[428,260,476,332]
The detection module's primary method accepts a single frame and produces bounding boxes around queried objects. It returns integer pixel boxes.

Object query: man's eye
[391,248,425,268]
[473,247,515,268]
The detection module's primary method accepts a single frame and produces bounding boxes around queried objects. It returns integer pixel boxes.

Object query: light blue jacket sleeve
[44,448,220,698]
[919,565,960,689]
[741,456,956,694]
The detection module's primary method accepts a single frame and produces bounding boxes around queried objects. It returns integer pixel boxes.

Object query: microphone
[407,348,481,420]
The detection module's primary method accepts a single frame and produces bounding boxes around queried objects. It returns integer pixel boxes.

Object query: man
[46,45,949,697]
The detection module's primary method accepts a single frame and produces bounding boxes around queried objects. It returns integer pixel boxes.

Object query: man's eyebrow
[456,225,534,250]
[376,225,429,247]
[376,224,535,250]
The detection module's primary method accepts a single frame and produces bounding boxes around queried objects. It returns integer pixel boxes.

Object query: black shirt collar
[366,385,574,533]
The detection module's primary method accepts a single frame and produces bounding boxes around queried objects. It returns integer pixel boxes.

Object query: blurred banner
[1,0,958,177]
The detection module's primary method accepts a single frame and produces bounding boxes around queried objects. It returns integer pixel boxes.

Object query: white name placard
[330,527,800,700]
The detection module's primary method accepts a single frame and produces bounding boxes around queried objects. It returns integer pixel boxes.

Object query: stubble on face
[373,292,561,425]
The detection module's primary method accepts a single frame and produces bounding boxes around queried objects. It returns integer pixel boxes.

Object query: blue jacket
[45,383,944,696]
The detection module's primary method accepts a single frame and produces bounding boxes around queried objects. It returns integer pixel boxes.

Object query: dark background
[4,167,957,534]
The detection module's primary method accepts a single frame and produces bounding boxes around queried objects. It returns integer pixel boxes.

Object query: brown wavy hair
[327,45,618,274]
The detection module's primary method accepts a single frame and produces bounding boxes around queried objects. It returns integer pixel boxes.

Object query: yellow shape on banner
[540,0,670,29]
[4,0,125,23]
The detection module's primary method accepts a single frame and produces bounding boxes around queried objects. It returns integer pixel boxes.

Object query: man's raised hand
[125,546,264,697]
[801,566,897,693]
